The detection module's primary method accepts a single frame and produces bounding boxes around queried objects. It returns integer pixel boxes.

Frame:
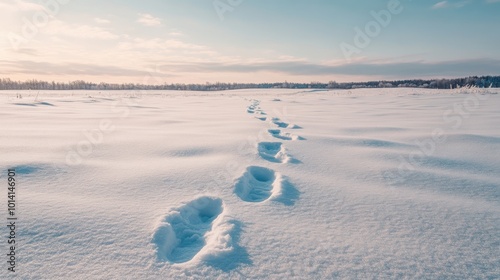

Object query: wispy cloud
[0,0,46,12]
[432,0,469,9]
[94,18,111,24]
[44,20,119,40]
[432,0,497,9]
[10,48,39,56]
[2,58,497,81]
[117,37,214,56]
[137,13,162,26]
[0,60,157,77]
[169,31,184,37]
[154,58,500,78]
[432,1,449,9]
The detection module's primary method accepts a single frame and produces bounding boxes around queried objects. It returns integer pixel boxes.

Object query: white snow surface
[0,88,499,279]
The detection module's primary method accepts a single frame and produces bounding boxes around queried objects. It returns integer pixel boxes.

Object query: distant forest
[0,76,499,91]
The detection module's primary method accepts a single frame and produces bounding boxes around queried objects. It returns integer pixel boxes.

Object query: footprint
[258,142,290,163]
[271,118,288,128]
[234,166,299,204]
[268,129,304,141]
[152,196,227,263]
[270,118,301,129]
[247,102,262,114]
[255,116,267,121]
[234,166,280,202]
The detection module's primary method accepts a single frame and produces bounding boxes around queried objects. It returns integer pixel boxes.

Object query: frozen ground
[0,88,499,279]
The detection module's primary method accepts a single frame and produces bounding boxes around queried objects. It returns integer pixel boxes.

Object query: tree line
[0,76,499,91]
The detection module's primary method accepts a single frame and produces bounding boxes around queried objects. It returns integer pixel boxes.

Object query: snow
[0,88,499,279]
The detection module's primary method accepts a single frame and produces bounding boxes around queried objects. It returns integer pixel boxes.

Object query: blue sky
[1,0,499,83]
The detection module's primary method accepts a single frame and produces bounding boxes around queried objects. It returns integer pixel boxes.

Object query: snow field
[0,88,498,279]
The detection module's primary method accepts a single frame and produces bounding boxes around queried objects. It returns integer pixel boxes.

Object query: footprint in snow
[152,196,231,264]
[268,129,304,141]
[258,142,295,163]
[234,166,300,205]
[271,117,301,129]
[234,166,279,202]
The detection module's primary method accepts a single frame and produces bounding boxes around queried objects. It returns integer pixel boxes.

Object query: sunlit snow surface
[0,88,499,279]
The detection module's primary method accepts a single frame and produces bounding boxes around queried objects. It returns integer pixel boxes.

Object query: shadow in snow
[273,178,301,206]
[204,220,252,272]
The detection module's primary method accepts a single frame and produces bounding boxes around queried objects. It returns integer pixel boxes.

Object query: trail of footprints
[239,98,302,202]
[152,98,303,265]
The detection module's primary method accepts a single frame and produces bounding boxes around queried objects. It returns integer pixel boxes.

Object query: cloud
[117,37,214,56]
[44,20,119,40]
[137,13,162,26]
[169,31,183,37]
[432,0,500,9]
[0,0,46,12]
[154,58,500,78]
[1,58,498,82]
[432,1,449,9]
[94,18,111,24]
[10,48,39,56]
[0,60,156,77]
[432,0,469,9]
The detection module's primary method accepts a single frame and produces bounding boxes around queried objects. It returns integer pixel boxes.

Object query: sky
[1,0,499,84]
